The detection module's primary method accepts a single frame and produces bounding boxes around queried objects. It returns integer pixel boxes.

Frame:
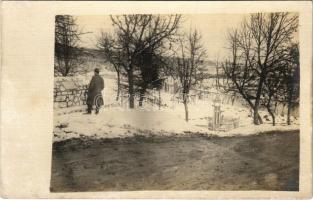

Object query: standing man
[86,68,105,114]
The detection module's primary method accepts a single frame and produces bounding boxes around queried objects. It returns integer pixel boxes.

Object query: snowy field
[53,93,299,142]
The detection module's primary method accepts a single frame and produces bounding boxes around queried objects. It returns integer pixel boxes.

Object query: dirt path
[50,130,299,192]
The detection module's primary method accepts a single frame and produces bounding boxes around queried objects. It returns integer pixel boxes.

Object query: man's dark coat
[87,74,104,106]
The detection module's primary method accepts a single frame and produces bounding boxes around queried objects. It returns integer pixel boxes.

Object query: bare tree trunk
[287,90,293,125]
[287,100,292,125]
[267,105,276,126]
[116,71,121,101]
[270,112,276,126]
[184,100,189,122]
[127,69,135,109]
[274,101,278,115]
[183,93,189,122]
[254,73,265,125]
[241,93,263,124]
[253,105,263,125]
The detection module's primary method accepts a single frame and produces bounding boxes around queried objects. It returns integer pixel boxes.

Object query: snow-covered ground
[53,98,299,142]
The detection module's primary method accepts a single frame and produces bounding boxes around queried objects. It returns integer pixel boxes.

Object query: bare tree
[282,42,300,125]
[173,29,207,122]
[55,15,85,76]
[97,32,122,101]
[215,58,220,90]
[223,13,298,125]
[104,14,181,108]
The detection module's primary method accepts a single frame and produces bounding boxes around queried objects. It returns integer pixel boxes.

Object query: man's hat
[94,68,100,73]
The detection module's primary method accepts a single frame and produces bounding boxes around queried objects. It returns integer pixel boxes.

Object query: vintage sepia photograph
[50,13,300,192]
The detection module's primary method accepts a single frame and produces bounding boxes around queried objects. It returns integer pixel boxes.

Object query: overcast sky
[76,14,247,60]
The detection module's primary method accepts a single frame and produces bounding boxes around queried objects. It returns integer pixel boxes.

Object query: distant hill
[80,47,220,75]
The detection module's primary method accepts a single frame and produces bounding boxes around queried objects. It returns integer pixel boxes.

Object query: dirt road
[50,130,299,192]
